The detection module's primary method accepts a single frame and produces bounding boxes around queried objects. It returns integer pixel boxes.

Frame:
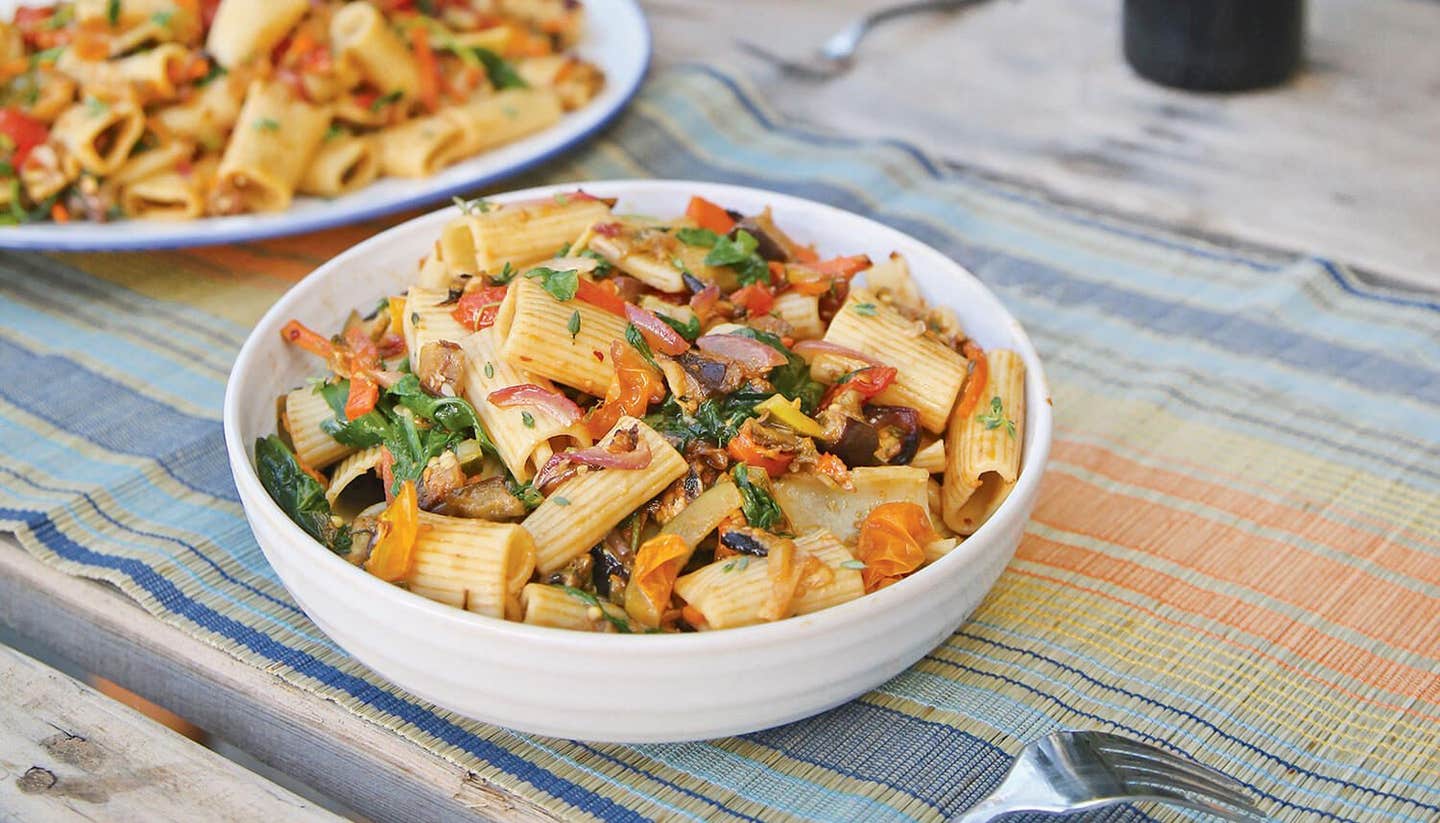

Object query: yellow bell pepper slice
[755,394,824,438]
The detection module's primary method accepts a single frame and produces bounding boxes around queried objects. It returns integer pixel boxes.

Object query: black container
[1123,0,1305,92]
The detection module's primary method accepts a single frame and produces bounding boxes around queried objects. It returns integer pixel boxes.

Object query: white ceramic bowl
[223,180,1053,743]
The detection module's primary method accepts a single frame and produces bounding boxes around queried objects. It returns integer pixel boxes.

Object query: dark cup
[1123,0,1305,92]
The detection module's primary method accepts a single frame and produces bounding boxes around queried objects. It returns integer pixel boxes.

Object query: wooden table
[3,1,1437,820]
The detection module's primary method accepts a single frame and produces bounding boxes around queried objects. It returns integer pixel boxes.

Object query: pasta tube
[206,0,309,68]
[330,1,420,100]
[435,88,563,166]
[810,288,968,433]
[674,531,863,630]
[376,114,466,178]
[523,418,687,573]
[495,273,629,397]
[51,96,145,175]
[401,286,472,373]
[909,438,947,474]
[514,55,605,110]
[324,445,386,506]
[299,133,379,197]
[458,327,591,483]
[283,386,354,469]
[407,513,536,621]
[438,196,612,277]
[122,156,217,220]
[942,349,1025,535]
[520,584,627,632]
[151,73,244,151]
[212,81,330,213]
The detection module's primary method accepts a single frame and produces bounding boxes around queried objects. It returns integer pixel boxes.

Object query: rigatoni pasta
[0,0,605,225]
[258,190,1027,634]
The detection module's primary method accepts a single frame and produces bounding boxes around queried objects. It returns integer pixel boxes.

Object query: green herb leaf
[470,47,527,90]
[370,90,404,111]
[561,586,637,633]
[851,302,878,317]
[521,410,535,428]
[508,478,545,509]
[579,248,613,277]
[150,9,174,27]
[675,227,720,248]
[644,392,765,450]
[624,323,658,370]
[323,123,346,142]
[106,0,121,26]
[976,395,1017,439]
[452,195,492,215]
[704,229,770,285]
[253,117,280,133]
[657,312,701,342]
[254,436,350,554]
[483,361,495,379]
[567,309,581,340]
[194,62,227,87]
[525,266,579,302]
[732,465,783,530]
[729,329,825,413]
[490,261,517,284]
[29,46,66,69]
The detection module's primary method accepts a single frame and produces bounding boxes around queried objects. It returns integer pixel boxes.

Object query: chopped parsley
[976,396,1016,439]
[851,302,878,317]
[567,309,581,340]
[525,266,579,301]
[253,117,280,132]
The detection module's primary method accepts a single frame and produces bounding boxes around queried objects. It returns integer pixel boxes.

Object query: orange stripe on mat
[1033,473,1440,656]
[1004,566,1440,723]
[1052,439,1440,579]
[1018,535,1440,702]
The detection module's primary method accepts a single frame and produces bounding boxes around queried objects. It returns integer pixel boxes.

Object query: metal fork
[951,731,1268,821]
[737,0,988,81]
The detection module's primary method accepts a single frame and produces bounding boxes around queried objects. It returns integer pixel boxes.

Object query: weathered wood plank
[643,0,1440,291]
[0,645,339,823]
[0,538,563,823]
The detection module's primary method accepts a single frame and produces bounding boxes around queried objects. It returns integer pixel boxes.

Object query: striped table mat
[2,65,1437,822]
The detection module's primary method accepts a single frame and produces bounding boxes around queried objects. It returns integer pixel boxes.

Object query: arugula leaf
[730,329,825,413]
[732,465,783,530]
[658,312,701,342]
[644,392,764,450]
[507,478,545,509]
[579,248,613,277]
[703,230,770,285]
[525,266,579,301]
[254,436,350,554]
[388,374,494,449]
[675,227,720,248]
[470,47,527,90]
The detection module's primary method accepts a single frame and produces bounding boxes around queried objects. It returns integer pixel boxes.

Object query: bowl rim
[223,178,1053,654]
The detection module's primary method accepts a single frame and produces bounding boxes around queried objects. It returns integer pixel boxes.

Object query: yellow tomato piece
[755,394,824,438]
[364,480,421,582]
[624,533,691,628]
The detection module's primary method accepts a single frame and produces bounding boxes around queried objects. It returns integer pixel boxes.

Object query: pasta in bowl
[224,180,1052,741]
[0,0,647,247]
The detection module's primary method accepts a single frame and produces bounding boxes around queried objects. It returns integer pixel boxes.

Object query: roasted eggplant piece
[821,405,921,467]
[435,477,529,520]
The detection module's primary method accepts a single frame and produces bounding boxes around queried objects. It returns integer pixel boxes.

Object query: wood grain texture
[643,0,1440,291]
[0,538,563,823]
[0,645,338,823]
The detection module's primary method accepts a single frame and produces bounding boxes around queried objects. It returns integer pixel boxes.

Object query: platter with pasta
[0,0,648,250]
[224,180,1051,740]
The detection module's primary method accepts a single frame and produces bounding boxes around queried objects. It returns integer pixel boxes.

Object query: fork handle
[822,0,985,62]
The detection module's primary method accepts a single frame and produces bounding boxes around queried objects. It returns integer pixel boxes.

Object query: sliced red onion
[625,303,690,355]
[689,285,720,315]
[487,383,582,425]
[372,369,407,389]
[792,339,885,366]
[561,437,653,470]
[696,333,788,369]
